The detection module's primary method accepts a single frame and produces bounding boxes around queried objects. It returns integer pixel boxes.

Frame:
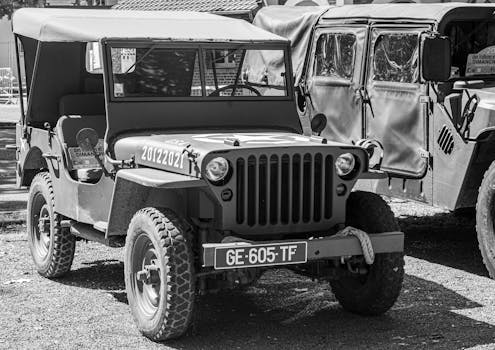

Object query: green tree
[0,0,44,19]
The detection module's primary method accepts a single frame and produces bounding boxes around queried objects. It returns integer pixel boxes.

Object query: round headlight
[335,153,356,177]
[205,157,230,183]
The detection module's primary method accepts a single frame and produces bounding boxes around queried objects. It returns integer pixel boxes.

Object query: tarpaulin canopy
[12,8,288,43]
[320,3,495,26]
[251,3,495,85]
[251,6,330,85]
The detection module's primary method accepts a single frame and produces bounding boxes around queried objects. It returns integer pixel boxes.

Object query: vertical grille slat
[286,154,293,225]
[308,154,315,223]
[235,151,333,227]
[319,153,325,222]
[254,156,260,225]
[265,155,271,226]
[298,154,305,223]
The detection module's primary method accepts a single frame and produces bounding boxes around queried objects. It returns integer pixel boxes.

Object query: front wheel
[329,191,404,315]
[124,208,195,341]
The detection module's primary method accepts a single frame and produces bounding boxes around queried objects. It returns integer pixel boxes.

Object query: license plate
[214,242,307,270]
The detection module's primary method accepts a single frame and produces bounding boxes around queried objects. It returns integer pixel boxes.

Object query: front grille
[236,153,333,227]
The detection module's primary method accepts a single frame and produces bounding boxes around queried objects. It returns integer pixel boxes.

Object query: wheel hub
[131,235,162,317]
[136,262,160,285]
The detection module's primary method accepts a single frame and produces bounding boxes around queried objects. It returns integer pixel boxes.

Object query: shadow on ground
[399,211,488,277]
[57,259,494,349]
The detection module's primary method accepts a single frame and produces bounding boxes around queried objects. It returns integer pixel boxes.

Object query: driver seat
[57,94,106,183]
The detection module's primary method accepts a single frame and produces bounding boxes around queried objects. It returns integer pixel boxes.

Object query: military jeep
[255,3,495,278]
[12,8,404,340]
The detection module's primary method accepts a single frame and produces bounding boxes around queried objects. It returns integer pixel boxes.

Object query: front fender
[106,168,208,237]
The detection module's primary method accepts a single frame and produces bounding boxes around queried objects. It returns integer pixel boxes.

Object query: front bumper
[202,229,404,268]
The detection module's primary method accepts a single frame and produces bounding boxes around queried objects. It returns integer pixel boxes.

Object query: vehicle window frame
[368,28,423,87]
[102,40,293,102]
[310,31,358,84]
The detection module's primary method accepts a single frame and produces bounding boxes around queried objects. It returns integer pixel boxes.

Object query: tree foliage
[0,0,44,19]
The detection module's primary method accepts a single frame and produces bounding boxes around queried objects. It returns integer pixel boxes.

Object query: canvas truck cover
[12,8,288,43]
[319,3,495,28]
[250,6,330,85]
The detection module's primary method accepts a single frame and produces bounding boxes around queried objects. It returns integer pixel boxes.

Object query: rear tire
[27,172,75,278]
[476,161,495,278]
[329,191,404,315]
[124,207,195,341]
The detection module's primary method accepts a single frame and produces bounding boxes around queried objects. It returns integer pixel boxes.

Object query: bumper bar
[202,231,404,268]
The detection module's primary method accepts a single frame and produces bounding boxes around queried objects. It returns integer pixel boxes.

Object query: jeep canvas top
[12,8,404,341]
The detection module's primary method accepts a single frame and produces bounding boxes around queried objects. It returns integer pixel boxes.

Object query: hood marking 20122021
[140,144,186,170]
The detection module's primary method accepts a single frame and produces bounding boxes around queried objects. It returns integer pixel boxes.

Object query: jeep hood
[112,132,357,177]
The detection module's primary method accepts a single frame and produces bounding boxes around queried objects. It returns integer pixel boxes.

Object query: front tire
[124,208,195,341]
[476,161,495,278]
[329,191,404,315]
[27,172,76,278]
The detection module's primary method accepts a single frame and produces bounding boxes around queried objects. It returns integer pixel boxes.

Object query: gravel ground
[1,201,495,349]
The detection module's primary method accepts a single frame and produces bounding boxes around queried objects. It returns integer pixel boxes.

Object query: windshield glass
[446,21,495,78]
[109,44,289,99]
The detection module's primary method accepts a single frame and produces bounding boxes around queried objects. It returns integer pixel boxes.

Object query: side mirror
[422,35,451,82]
[310,113,327,136]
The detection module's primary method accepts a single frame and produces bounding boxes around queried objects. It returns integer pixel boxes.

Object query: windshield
[446,21,495,78]
[108,44,289,99]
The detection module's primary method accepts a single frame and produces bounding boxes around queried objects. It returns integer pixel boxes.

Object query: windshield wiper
[123,44,157,74]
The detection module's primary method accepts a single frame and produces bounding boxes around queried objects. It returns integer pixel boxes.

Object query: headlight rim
[204,156,231,184]
[335,152,359,179]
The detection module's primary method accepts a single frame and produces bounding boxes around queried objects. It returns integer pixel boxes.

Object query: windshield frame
[101,39,293,102]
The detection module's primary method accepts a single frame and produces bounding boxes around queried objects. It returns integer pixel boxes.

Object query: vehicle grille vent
[437,125,454,155]
[235,153,333,227]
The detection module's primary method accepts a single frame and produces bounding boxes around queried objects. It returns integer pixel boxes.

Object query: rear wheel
[476,161,495,278]
[124,208,195,341]
[27,172,76,278]
[329,191,404,315]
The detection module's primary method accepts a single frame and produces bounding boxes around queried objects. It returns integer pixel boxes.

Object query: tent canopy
[12,8,288,43]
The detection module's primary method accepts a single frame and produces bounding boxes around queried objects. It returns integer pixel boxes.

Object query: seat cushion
[56,95,107,181]
[56,114,106,147]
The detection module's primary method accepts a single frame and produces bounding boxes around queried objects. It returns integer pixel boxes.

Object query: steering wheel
[209,84,262,97]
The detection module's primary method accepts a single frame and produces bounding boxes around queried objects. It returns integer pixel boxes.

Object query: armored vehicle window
[372,33,419,83]
[313,33,356,81]
[110,47,199,98]
[446,21,495,77]
[204,48,288,97]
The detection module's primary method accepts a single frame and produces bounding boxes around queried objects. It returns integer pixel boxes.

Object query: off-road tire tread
[330,191,404,316]
[476,161,495,278]
[29,172,76,278]
[127,207,195,341]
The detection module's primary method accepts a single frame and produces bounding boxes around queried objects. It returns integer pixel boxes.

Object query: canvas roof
[253,6,330,85]
[320,3,495,26]
[12,8,288,43]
